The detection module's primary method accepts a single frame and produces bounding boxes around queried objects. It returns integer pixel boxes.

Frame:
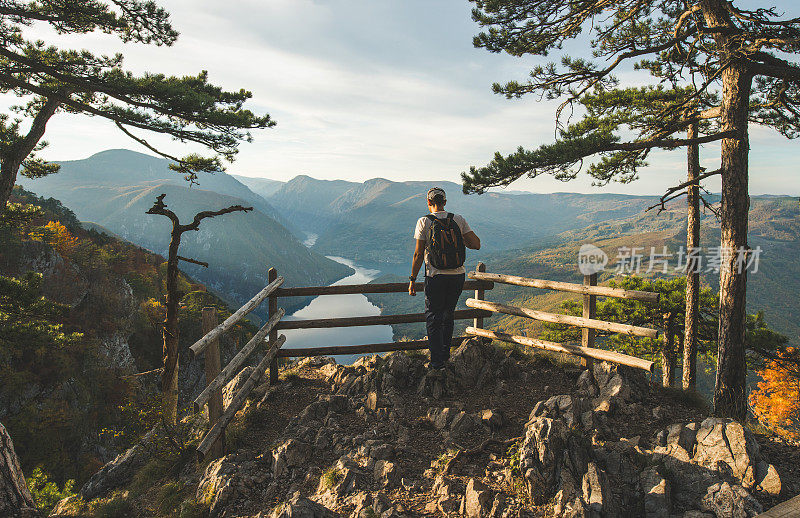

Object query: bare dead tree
[146,193,252,424]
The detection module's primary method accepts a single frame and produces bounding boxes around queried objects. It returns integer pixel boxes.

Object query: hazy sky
[6,0,800,195]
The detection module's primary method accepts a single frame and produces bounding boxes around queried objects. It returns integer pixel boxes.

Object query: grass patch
[178,498,209,518]
[129,458,170,497]
[224,400,259,451]
[403,348,428,360]
[363,506,379,518]
[156,480,184,515]
[91,491,135,518]
[320,467,344,490]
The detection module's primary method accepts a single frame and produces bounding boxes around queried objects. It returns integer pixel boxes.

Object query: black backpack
[424,213,465,270]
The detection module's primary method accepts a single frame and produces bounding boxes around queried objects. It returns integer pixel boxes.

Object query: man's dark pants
[424,273,465,367]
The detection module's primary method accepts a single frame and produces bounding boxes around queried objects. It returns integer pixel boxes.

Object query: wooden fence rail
[275,279,492,297]
[468,271,658,303]
[189,276,284,359]
[465,298,658,338]
[275,336,472,358]
[276,309,491,331]
[467,327,655,372]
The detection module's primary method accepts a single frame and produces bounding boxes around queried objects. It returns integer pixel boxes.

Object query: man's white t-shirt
[414,211,472,276]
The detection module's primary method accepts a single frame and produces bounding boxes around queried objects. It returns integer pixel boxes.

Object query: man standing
[409,187,481,369]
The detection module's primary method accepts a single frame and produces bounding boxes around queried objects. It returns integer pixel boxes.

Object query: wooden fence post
[201,307,225,459]
[268,267,279,384]
[473,262,486,330]
[581,273,597,371]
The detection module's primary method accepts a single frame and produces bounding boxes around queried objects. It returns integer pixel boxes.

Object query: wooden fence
[188,263,659,461]
[188,264,493,461]
[464,270,659,373]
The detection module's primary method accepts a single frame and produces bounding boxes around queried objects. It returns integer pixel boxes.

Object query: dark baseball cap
[427,187,446,201]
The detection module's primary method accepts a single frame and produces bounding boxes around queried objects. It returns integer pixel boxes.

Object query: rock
[465,478,493,518]
[666,422,699,455]
[79,425,159,500]
[373,491,392,514]
[223,366,253,408]
[365,391,380,412]
[449,411,483,439]
[699,482,762,518]
[273,439,312,479]
[576,370,598,397]
[417,370,446,399]
[450,338,492,387]
[197,456,237,514]
[373,460,400,488]
[271,493,339,517]
[0,422,40,517]
[652,405,667,419]
[682,511,714,518]
[755,461,781,496]
[488,493,506,518]
[480,409,506,430]
[428,407,456,430]
[432,475,461,513]
[640,468,671,518]
[693,419,759,488]
[530,395,583,428]
[581,461,614,515]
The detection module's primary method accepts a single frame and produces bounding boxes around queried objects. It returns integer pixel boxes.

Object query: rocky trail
[27,338,800,517]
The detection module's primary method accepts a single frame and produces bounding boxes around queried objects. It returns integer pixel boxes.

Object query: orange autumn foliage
[29,221,80,258]
[750,347,800,441]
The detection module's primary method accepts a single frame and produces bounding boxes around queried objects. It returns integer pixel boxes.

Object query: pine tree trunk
[161,228,182,425]
[0,422,40,517]
[0,99,59,209]
[683,122,701,391]
[0,160,21,210]
[662,313,676,388]
[714,63,751,420]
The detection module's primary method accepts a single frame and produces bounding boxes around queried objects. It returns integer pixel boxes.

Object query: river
[280,256,395,364]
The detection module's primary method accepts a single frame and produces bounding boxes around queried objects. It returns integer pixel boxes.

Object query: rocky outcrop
[517,362,778,518]
[101,339,780,518]
[0,423,40,518]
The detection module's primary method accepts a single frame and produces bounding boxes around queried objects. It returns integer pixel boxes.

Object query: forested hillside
[17,150,352,313]
[0,188,257,488]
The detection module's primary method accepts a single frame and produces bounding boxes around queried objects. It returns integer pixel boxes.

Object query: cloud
[3,0,798,195]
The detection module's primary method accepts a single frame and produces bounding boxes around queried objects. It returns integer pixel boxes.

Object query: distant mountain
[266,175,665,265]
[17,150,352,311]
[232,175,285,198]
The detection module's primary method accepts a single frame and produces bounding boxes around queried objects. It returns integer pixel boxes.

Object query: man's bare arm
[409,239,425,295]
[463,231,480,250]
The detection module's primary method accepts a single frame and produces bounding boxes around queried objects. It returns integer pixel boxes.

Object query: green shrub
[26,466,76,513]
[320,467,343,490]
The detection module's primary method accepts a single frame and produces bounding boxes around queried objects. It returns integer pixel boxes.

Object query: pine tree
[0,1,274,208]
[464,0,800,419]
